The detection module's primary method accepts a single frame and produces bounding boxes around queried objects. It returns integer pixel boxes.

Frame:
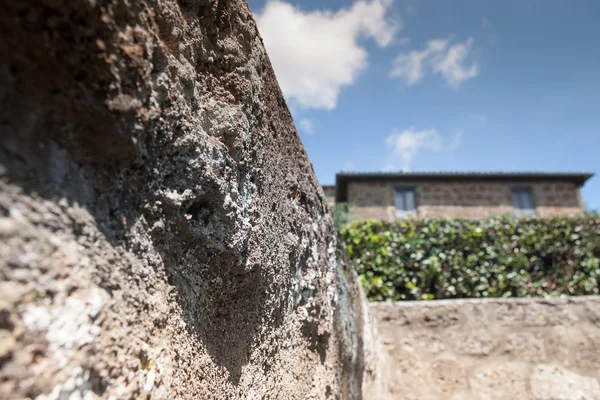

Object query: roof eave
[335,172,594,202]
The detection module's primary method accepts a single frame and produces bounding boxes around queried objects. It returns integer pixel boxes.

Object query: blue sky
[248,0,600,209]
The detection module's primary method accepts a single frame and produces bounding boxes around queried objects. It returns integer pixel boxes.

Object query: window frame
[511,186,536,217]
[393,185,418,219]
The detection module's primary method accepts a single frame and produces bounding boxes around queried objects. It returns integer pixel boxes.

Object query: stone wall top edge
[369,295,600,308]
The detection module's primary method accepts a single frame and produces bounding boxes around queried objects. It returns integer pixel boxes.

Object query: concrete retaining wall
[372,297,600,400]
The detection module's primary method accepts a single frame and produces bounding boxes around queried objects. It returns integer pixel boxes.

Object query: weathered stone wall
[322,185,337,208]
[372,297,600,400]
[0,1,376,399]
[348,182,396,221]
[347,180,583,221]
[534,182,584,218]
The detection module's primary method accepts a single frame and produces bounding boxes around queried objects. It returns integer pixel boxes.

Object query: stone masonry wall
[322,185,336,208]
[0,1,379,399]
[372,297,600,400]
[348,180,583,221]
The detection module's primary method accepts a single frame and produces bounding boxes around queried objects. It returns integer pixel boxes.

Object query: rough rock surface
[0,1,376,398]
[373,297,600,400]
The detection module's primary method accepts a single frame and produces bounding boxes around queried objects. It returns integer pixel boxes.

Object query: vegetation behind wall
[341,215,600,301]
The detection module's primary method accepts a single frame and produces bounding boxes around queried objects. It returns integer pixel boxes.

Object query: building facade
[328,172,593,221]
[322,185,337,208]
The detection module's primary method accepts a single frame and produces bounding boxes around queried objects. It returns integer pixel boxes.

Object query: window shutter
[395,188,417,218]
[405,190,416,216]
[512,189,535,217]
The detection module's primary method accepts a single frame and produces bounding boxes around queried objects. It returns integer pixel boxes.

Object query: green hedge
[341,215,600,301]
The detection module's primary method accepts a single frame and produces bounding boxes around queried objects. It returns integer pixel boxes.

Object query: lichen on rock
[0,0,377,398]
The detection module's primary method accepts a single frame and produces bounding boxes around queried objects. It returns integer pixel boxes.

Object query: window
[512,189,536,217]
[394,188,417,218]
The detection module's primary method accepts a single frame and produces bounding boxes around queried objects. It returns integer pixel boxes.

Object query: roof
[335,171,594,202]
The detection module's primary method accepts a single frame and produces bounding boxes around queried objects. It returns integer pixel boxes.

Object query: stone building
[328,172,593,221]
[322,185,337,207]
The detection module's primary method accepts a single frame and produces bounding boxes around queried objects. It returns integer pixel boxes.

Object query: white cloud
[389,38,447,85]
[390,37,479,88]
[384,127,462,171]
[432,38,480,87]
[256,0,400,110]
[298,118,315,135]
[343,158,356,171]
[398,37,411,45]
